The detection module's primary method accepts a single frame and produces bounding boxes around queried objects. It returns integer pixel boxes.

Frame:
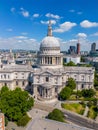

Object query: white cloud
[91,32,98,36]
[69,10,75,13]
[80,20,98,28]
[76,33,87,39]
[77,12,82,15]
[10,7,15,13]
[41,20,56,25]
[53,21,77,33]
[33,14,39,18]
[45,13,61,19]
[15,36,28,39]
[69,39,77,43]
[69,10,82,15]
[6,28,13,32]
[21,32,28,35]
[20,8,29,17]
[0,36,39,50]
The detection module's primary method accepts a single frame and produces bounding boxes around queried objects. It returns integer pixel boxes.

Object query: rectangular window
[81,75,84,81]
[88,76,90,81]
[74,75,77,80]
[46,77,49,82]
[81,84,84,89]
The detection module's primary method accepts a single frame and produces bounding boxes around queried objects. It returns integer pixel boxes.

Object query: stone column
[48,57,50,64]
[44,57,45,64]
[45,57,46,64]
[49,57,50,64]
[47,89,49,98]
[52,57,55,65]
[43,88,46,98]
[40,58,42,64]
[43,88,44,97]
[59,57,61,65]
[57,57,59,64]
[56,57,57,64]
[57,57,58,65]
[42,57,43,64]
[46,57,48,64]
[41,87,43,97]
[51,57,52,64]
[61,57,62,65]
[43,57,44,64]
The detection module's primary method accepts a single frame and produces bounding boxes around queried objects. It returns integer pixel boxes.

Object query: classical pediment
[39,70,54,76]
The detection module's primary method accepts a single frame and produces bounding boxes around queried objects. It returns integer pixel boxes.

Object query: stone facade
[0,21,95,101]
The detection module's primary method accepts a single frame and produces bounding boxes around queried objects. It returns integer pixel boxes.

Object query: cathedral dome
[40,20,60,49]
[40,36,60,48]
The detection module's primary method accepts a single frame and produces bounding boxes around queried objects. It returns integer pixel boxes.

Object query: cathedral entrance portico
[37,83,55,100]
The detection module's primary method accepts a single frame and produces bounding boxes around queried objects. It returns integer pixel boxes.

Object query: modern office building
[91,43,96,52]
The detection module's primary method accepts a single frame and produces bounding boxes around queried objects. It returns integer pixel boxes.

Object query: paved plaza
[26,118,92,130]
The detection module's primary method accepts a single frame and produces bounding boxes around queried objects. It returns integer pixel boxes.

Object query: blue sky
[0,0,98,51]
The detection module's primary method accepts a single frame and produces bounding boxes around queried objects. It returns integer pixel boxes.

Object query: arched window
[22,81,25,86]
[8,75,10,79]
[4,74,6,79]
[4,83,7,86]
[16,81,18,86]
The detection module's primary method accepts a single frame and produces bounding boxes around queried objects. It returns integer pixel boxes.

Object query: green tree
[0,86,34,124]
[47,109,64,122]
[59,87,72,100]
[63,62,67,66]
[5,117,8,126]
[0,86,9,94]
[94,72,98,89]
[17,114,31,126]
[81,56,85,62]
[81,89,95,98]
[67,78,76,90]
[67,61,76,66]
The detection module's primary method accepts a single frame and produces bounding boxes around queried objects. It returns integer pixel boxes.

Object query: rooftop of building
[0,64,33,72]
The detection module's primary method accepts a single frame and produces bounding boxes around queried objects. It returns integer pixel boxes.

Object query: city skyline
[0,0,98,51]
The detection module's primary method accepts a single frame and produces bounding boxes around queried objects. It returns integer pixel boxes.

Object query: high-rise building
[0,113,5,130]
[77,43,80,54]
[68,46,76,54]
[91,43,96,52]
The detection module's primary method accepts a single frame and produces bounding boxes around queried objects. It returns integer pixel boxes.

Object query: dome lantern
[47,20,52,37]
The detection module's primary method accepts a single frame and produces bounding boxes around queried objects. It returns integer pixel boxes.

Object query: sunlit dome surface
[40,36,60,48]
